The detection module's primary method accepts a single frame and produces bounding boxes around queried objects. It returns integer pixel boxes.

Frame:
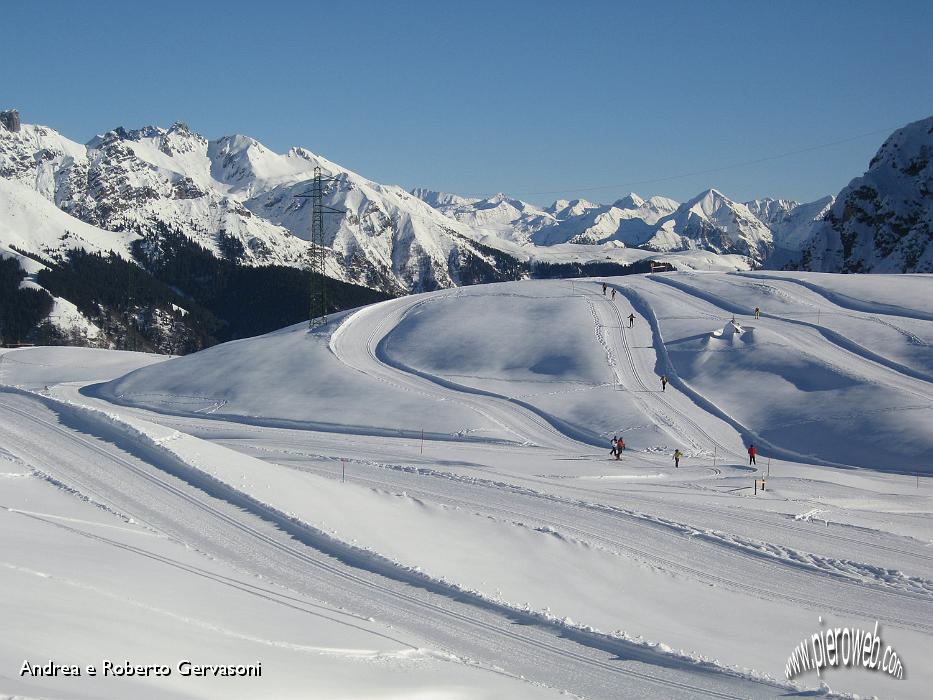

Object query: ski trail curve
[330,293,604,451]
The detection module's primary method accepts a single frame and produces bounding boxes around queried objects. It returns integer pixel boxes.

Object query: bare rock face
[0,109,21,133]
[801,116,933,273]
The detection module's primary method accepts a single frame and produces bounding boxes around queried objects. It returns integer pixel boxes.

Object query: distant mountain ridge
[0,115,525,297]
[1,108,930,351]
[414,186,777,263]
[411,116,931,273]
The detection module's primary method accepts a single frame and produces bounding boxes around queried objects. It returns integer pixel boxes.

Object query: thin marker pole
[341,458,346,483]
[420,428,424,455]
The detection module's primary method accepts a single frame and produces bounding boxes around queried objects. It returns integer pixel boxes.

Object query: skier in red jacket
[748,444,757,465]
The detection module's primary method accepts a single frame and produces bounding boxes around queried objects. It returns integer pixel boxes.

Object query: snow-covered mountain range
[3,109,931,297]
[0,113,518,296]
[0,108,930,350]
[412,117,931,273]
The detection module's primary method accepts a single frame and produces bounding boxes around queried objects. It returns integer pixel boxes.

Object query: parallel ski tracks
[260,449,933,632]
[599,284,741,460]
[0,396,780,700]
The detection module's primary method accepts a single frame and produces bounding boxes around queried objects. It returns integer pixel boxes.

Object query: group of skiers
[611,442,758,468]
[600,282,636,327]
[597,279,762,471]
[609,435,626,459]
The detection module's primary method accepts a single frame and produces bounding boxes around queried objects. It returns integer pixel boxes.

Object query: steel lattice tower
[296,167,344,329]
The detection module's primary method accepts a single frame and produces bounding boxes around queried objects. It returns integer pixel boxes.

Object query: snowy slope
[0,177,138,261]
[103,273,932,472]
[0,177,140,340]
[4,272,933,699]
[0,355,557,700]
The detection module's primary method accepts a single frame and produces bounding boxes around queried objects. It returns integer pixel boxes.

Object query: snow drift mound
[710,319,754,343]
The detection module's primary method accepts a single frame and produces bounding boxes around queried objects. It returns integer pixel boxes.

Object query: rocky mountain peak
[0,109,21,133]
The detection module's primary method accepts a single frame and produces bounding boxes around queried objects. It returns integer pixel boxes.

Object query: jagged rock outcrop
[799,116,933,272]
[0,109,20,133]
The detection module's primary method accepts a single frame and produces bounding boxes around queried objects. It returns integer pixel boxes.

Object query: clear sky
[3,0,931,206]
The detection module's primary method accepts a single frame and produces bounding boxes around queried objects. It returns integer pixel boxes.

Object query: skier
[754,306,761,319]
[660,374,668,392]
[611,288,616,301]
[673,449,683,468]
[610,435,619,459]
[617,437,625,452]
[628,313,635,328]
[602,282,607,295]
[748,444,757,465]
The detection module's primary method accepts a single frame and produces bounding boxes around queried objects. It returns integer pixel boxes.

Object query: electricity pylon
[295,167,344,328]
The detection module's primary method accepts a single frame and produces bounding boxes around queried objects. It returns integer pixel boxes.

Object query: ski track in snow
[3,274,931,700]
[243,444,933,603]
[0,388,794,700]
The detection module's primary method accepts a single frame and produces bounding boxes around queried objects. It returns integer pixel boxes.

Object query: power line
[462,125,897,199]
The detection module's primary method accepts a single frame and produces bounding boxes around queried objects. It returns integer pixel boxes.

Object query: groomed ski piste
[1,271,931,700]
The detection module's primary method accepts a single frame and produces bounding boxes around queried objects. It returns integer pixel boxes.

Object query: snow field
[2,272,932,699]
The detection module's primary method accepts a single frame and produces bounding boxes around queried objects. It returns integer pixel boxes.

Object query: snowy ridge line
[288,455,933,604]
[651,275,933,388]
[735,272,933,322]
[615,283,868,471]
[2,388,794,698]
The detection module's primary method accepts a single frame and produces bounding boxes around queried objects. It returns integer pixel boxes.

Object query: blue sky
[4,0,931,205]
